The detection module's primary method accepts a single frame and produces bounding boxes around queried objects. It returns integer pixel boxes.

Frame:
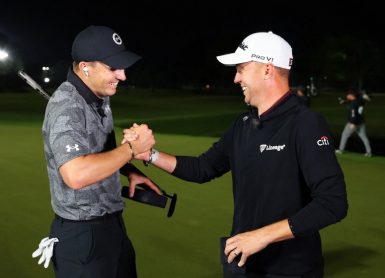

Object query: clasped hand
[121,123,161,197]
[121,123,154,160]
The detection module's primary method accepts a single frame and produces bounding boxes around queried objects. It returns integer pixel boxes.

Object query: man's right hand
[123,123,155,156]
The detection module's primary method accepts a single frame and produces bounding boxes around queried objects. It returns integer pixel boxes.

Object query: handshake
[121,123,156,162]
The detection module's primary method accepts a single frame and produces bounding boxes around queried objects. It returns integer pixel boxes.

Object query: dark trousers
[220,237,323,278]
[50,212,136,278]
[223,264,323,278]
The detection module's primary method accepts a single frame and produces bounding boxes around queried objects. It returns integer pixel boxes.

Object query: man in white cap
[41,25,160,278]
[125,31,348,277]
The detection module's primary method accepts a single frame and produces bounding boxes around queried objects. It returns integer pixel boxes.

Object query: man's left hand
[224,229,269,267]
[224,219,294,267]
[127,172,162,198]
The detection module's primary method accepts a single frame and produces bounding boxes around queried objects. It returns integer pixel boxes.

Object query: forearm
[151,151,177,174]
[148,152,219,183]
[225,219,294,267]
[60,143,133,189]
[261,219,295,243]
[288,189,348,236]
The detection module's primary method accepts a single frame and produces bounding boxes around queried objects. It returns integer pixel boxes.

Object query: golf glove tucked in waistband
[32,237,59,268]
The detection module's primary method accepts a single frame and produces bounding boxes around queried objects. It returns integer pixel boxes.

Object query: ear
[264,63,274,80]
[79,62,89,76]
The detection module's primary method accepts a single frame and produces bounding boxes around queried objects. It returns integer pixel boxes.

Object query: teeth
[242,87,247,94]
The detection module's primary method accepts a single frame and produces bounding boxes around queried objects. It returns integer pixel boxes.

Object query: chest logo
[105,104,111,114]
[260,144,286,153]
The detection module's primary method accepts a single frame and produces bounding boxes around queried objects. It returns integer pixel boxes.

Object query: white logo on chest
[260,144,286,153]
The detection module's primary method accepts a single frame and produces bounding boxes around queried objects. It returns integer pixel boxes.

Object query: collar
[260,90,292,117]
[67,68,103,108]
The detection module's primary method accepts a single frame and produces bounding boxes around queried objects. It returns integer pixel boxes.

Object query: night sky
[1,2,384,88]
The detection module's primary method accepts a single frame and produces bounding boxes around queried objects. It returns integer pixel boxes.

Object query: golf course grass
[0,89,384,277]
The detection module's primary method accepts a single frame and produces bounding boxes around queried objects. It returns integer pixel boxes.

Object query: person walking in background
[41,25,159,278]
[124,31,348,277]
[336,89,372,157]
[294,85,310,107]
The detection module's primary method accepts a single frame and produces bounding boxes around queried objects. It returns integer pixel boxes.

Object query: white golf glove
[32,237,59,268]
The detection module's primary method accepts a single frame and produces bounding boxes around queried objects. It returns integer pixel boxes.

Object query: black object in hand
[121,184,177,218]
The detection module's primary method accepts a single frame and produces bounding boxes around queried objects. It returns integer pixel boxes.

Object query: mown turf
[0,90,384,277]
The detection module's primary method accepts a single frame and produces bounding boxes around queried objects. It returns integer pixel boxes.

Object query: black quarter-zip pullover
[172,93,348,275]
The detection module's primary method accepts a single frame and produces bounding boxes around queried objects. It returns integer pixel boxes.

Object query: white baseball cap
[216,31,293,69]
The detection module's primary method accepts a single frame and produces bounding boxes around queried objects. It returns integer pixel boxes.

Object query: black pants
[220,237,323,278]
[223,264,323,278]
[50,212,136,278]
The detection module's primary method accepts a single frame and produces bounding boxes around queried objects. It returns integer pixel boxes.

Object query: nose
[115,69,126,81]
[234,72,241,84]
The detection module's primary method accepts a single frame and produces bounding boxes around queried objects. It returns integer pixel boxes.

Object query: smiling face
[79,61,126,98]
[234,61,266,107]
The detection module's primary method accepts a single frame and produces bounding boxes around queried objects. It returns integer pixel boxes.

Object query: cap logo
[112,33,122,45]
[289,58,293,66]
[251,54,274,62]
[238,42,248,51]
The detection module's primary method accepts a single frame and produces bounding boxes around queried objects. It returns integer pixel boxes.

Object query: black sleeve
[289,112,348,236]
[171,129,232,183]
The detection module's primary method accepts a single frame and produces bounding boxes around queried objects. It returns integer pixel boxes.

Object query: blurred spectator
[307,76,317,96]
[294,86,310,107]
[360,88,371,102]
[336,89,372,157]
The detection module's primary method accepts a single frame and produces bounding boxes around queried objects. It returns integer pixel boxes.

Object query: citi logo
[66,144,80,152]
[260,144,286,153]
[317,136,330,146]
[239,42,248,51]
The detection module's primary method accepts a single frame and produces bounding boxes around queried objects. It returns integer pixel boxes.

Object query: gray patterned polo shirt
[42,80,124,220]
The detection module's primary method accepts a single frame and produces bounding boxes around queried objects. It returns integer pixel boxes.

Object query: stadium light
[42,66,51,83]
[0,49,9,61]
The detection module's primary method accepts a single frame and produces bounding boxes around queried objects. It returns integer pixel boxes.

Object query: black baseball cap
[72,25,141,69]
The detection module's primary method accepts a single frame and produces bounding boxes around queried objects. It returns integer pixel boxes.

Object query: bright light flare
[0,49,9,60]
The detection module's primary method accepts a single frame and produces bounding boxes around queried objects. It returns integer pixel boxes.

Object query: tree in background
[309,36,384,91]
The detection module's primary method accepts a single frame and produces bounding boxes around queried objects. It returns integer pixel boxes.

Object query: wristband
[144,149,159,166]
[127,142,136,161]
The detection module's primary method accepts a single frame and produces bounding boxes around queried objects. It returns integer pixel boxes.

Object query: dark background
[1,2,384,92]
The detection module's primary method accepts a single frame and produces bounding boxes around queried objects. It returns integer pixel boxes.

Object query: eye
[99,62,117,72]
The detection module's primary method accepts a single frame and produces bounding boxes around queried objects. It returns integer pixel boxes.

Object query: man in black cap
[41,25,160,278]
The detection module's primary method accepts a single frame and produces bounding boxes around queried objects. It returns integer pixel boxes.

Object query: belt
[55,210,122,223]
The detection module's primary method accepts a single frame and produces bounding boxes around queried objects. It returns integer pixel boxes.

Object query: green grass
[0,90,384,277]
[322,152,385,277]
